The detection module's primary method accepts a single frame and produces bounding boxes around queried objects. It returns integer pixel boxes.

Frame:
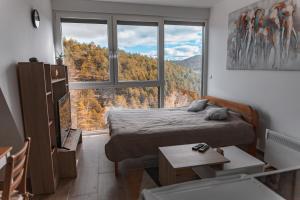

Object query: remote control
[198,144,210,153]
[192,143,205,151]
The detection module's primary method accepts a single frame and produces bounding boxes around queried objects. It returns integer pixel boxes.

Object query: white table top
[143,163,300,200]
[193,146,265,178]
[221,146,265,170]
[143,177,284,200]
[159,144,230,169]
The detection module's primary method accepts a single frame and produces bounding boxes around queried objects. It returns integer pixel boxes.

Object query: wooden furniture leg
[248,142,257,156]
[115,162,119,177]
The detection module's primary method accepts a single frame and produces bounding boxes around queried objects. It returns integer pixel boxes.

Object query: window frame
[112,15,164,106]
[164,20,205,106]
[56,12,115,86]
[54,11,207,108]
[113,16,162,83]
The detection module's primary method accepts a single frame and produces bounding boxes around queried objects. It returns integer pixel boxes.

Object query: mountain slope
[173,55,202,71]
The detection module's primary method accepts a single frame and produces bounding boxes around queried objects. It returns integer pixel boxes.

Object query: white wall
[208,0,300,148]
[52,0,210,20]
[0,0,55,150]
[0,89,23,153]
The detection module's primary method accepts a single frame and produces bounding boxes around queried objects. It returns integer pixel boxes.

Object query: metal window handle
[113,51,118,59]
[109,51,113,59]
[109,51,118,59]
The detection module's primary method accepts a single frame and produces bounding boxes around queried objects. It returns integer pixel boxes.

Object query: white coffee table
[159,144,230,185]
[193,146,265,179]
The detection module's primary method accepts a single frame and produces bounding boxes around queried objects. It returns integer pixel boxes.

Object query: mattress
[105,107,255,162]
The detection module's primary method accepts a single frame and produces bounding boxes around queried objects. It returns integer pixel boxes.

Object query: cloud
[165,45,201,60]
[117,24,202,50]
[165,25,203,45]
[117,25,158,49]
[62,22,203,60]
[164,25,202,60]
[62,22,109,47]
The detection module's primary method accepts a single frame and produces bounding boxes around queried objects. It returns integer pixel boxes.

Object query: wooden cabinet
[18,62,69,194]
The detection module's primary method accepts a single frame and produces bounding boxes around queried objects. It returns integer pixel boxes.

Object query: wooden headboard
[203,96,258,129]
[203,96,259,154]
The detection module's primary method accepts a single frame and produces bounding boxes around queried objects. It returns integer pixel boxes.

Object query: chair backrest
[2,138,31,200]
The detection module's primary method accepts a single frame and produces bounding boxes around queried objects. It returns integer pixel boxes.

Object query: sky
[62,22,203,61]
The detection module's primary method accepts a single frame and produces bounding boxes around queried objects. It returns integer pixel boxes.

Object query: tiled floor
[36,134,157,200]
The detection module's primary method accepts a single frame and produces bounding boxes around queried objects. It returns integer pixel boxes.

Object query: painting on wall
[227,0,300,70]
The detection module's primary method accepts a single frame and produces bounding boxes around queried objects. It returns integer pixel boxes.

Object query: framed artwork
[227,0,300,70]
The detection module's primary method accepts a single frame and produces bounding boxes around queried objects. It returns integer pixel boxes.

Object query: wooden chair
[0,138,32,200]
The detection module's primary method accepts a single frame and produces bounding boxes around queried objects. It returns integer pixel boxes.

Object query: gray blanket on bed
[105,107,255,162]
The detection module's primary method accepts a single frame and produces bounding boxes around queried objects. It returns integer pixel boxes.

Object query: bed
[105,96,259,176]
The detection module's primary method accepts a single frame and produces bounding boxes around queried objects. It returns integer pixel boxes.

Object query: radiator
[265,129,300,169]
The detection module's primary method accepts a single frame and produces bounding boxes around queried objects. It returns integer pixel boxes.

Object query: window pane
[62,21,110,82]
[117,21,158,81]
[70,89,114,132]
[70,87,158,132]
[164,24,203,108]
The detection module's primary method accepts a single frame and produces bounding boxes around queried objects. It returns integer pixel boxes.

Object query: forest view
[64,39,202,131]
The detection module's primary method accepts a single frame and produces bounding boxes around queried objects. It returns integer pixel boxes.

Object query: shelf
[18,62,69,194]
[51,78,66,84]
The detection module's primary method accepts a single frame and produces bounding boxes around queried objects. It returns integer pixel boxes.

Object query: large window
[58,14,205,132]
[164,22,203,108]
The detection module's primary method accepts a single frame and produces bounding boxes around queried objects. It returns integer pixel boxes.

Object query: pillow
[187,99,208,112]
[207,102,217,107]
[229,110,242,118]
[205,108,229,120]
[205,103,220,109]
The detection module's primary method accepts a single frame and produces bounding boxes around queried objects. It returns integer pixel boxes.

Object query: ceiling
[88,0,223,8]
